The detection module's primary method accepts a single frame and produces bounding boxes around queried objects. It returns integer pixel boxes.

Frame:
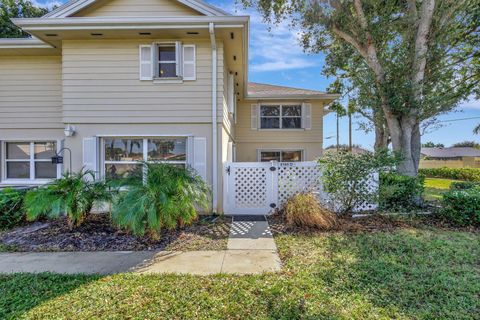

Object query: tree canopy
[242,0,480,176]
[0,0,48,38]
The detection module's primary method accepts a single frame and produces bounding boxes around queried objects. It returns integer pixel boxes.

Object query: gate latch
[270,203,277,208]
[270,166,276,172]
[226,166,231,175]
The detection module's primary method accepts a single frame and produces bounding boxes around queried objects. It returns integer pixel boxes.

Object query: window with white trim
[139,42,196,81]
[103,137,187,180]
[259,149,303,162]
[260,105,302,129]
[4,141,58,180]
[157,44,178,78]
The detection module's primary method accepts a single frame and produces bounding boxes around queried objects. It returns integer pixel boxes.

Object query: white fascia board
[44,0,230,18]
[0,38,53,49]
[244,94,341,100]
[12,16,249,29]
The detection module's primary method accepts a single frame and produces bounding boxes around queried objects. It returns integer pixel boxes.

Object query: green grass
[423,178,457,201]
[1,226,479,319]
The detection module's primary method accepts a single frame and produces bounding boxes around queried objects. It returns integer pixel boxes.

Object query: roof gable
[44,0,230,18]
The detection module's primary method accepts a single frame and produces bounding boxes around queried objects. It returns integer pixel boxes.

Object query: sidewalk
[0,216,281,276]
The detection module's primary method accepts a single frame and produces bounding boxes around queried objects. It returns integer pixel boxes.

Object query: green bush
[112,163,210,239]
[419,168,480,182]
[318,149,400,214]
[24,170,113,228]
[439,188,480,226]
[450,181,480,190]
[0,188,27,229]
[379,173,424,211]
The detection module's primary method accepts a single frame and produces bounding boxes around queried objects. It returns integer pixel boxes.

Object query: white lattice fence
[224,162,378,215]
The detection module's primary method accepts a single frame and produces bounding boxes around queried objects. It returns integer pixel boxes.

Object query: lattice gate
[224,162,322,215]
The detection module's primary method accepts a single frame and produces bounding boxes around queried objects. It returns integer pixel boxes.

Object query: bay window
[4,141,58,181]
[103,137,187,180]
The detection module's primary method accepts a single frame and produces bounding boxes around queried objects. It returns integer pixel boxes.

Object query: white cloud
[31,0,63,10]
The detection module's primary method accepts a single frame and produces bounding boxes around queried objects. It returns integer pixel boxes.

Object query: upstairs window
[260,105,302,129]
[139,42,196,81]
[158,44,178,78]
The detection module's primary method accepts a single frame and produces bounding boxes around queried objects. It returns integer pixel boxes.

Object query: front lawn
[423,177,457,201]
[1,218,478,319]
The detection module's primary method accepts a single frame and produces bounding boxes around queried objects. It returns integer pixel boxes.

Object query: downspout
[209,22,218,213]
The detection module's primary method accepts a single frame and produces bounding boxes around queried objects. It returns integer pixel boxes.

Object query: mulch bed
[0,214,231,252]
[268,213,479,235]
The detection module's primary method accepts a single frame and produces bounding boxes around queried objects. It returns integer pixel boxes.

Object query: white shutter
[183,44,196,80]
[175,41,183,77]
[193,137,207,181]
[302,103,312,130]
[139,45,153,80]
[83,137,99,180]
[251,104,259,130]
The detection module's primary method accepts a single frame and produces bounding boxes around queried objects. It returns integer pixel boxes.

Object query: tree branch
[411,0,435,100]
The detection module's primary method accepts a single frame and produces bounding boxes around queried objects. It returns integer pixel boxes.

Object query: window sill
[0,180,52,187]
[258,129,306,132]
[153,77,183,84]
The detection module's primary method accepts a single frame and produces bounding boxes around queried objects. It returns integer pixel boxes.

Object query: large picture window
[260,105,302,129]
[4,141,58,181]
[103,137,187,180]
[259,150,303,162]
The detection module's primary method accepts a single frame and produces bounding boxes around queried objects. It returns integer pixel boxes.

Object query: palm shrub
[24,170,113,228]
[111,162,210,239]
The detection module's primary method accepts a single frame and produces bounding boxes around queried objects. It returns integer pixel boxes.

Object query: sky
[34,0,480,150]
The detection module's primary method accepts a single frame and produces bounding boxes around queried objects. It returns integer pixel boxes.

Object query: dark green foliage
[419,168,480,182]
[422,142,444,148]
[24,170,113,228]
[451,141,480,148]
[450,181,480,190]
[379,173,424,211]
[0,0,49,38]
[440,188,480,226]
[112,163,210,238]
[0,188,27,229]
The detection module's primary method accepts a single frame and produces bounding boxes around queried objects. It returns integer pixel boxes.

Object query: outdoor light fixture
[64,124,76,137]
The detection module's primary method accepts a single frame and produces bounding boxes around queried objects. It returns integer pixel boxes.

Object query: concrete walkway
[0,216,281,276]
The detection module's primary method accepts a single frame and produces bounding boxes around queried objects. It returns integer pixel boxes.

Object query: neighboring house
[420,147,480,169]
[0,0,338,213]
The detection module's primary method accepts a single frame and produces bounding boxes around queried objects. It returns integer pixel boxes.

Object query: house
[420,147,480,169]
[0,0,339,213]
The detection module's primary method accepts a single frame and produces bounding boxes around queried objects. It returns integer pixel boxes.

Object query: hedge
[439,188,480,226]
[379,173,424,211]
[418,167,480,182]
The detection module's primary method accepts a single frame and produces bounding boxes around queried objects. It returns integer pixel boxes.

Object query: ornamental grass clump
[111,162,210,239]
[24,170,113,228]
[283,192,337,230]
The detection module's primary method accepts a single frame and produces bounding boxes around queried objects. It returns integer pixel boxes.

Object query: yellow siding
[62,39,224,124]
[234,100,325,161]
[73,0,202,17]
[0,56,62,129]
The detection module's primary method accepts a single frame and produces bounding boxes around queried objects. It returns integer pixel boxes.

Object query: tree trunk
[385,113,421,176]
[374,123,390,151]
